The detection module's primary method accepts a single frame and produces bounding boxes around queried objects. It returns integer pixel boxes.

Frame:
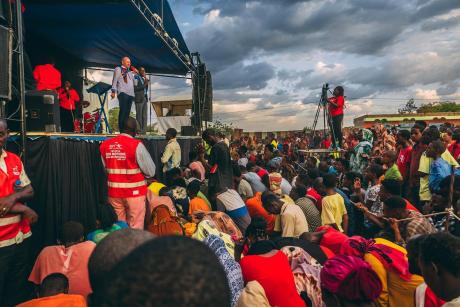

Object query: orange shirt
[189,197,211,215]
[18,294,86,307]
[29,241,95,299]
[245,192,276,232]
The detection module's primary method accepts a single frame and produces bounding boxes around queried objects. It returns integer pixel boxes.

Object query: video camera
[321,83,329,105]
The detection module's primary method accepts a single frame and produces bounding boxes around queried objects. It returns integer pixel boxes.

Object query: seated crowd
[10,121,460,307]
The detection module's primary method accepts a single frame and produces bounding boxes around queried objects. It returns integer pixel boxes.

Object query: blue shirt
[429,157,460,191]
[111,66,135,97]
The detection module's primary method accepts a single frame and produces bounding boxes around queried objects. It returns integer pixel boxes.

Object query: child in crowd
[186,180,210,216]
[383,150,402,181]
[321,174,348,233]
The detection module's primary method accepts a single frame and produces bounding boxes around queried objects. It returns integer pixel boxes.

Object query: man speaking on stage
[327,86,345,147]
[111,57,136,132]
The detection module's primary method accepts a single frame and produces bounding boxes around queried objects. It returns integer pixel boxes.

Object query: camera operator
[327,86,345,147]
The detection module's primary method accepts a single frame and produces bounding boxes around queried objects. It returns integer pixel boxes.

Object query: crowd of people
[1,115,460,307]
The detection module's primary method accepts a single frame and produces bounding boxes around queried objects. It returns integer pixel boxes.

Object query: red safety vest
[0,151,31,248]
[100,135,147,198]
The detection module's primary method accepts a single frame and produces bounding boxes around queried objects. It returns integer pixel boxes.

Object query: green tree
[209,120,235,136]
[417,101,460,113]
[108,107,135,132]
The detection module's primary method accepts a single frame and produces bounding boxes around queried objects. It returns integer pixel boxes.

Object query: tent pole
[16,0,27,160]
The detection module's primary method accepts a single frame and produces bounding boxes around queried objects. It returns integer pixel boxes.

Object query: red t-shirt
[449,143,460,161]
[33,64,61,91]
[397,146,412,180]
[328,95,344,117]
[321,139,332,149]
[240,251,305,307]
[307,187,322,211]
[58,88,80,110]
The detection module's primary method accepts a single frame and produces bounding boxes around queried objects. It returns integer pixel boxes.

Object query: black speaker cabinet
[0,25,12,100]
[181,125,197,136]
[6,90,61,132]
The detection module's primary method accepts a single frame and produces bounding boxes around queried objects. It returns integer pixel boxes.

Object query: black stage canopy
[24,0,191,75]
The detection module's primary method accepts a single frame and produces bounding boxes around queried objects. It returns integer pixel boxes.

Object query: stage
[6,133,201,248]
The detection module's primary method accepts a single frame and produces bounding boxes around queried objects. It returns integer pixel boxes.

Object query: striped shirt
[295,197,321,232]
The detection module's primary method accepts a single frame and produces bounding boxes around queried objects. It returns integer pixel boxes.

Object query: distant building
[353,112,460,129]
[239,130,303,140]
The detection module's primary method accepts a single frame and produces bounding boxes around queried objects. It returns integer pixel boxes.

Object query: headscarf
[321,255,382,302]
[317,225,349,255]
[281,246,324,307]
[361,128,374,144]
[340,236,412,281]
[204,235,244,307]
[350,129,373,173]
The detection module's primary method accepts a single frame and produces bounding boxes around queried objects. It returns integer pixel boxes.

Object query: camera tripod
[311,83,339,149]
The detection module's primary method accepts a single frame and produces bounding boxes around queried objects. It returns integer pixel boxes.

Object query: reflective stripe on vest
[0,215,21,227]
[106,168,142,175]
[0,230,31,248]
[107,180,146,188]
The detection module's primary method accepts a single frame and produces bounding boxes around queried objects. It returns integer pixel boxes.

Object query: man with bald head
[100,117,156,229]
[111,56,136,131]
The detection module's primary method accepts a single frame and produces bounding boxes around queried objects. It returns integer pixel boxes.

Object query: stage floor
[8,131,199,141]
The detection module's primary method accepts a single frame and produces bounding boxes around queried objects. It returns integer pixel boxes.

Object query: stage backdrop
[7,135,200,249]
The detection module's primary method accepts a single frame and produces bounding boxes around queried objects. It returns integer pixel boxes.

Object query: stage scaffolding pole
[15,0,27,160]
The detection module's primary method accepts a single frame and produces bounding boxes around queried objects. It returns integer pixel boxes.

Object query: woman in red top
[327,86,345,147]
[240,241,306,307]
[448,131,460,161]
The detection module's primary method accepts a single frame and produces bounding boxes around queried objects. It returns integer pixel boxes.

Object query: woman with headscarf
[204,235,244,307]
[321,254,383,307]
[340,236,424,307]
[350,129,374,173]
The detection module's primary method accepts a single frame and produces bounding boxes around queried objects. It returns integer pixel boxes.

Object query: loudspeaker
[202,70,213,122]
[6,90,61,132]
[0,25,12,100]
[181,125,197,136]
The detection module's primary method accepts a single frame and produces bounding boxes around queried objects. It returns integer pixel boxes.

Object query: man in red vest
[100,117,156,229]
[0,118,38,305]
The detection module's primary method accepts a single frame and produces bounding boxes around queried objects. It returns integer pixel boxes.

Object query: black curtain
[7,136,201,251]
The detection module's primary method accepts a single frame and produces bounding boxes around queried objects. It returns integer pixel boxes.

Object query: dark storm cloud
[414,0,460,21]
[213,61,275,90]
[437,84,459,96]
[421,16,460,31]
[178,0,460,114]
[186,0,415,72]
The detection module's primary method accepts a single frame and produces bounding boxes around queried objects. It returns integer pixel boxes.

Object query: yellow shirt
[418,150,459,201]
[321,193,347,232]
[274,199,309,238]
[365,238,424,307]
[161,138,181,172]
[148,182,166,196]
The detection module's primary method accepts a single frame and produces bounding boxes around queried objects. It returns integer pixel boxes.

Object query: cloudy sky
[161,0,460,131]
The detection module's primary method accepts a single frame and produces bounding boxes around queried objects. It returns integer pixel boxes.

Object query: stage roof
[24,0,191,75]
